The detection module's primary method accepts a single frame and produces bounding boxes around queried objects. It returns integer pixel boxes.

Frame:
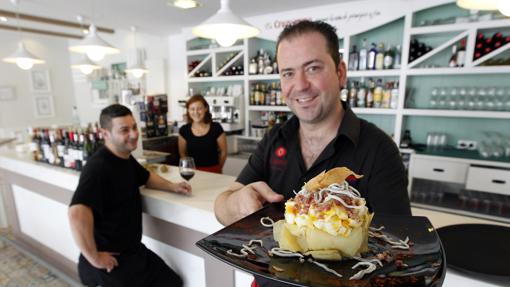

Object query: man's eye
[306,66,321,73]
[281,71,293,78]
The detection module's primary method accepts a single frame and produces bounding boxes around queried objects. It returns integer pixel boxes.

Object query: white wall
[0,28,169,131]
[167,33,187,122]
[68,29,169,125]
[0,30,76,130]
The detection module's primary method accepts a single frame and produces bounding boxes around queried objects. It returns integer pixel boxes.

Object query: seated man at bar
[68,104,191,287]
[214,20,411,287]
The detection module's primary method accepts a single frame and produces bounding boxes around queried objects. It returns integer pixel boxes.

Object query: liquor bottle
[409,38,418,63]
[348,45,359,71]
[390,80,399,109]
[357,78,367,108]
[367,43,377,70]
[359,38,368,70]
[382,82,392,109]
[375,43,385,70]
[340,84,349,102]
[383,44,394,69]
[449,45,458,67]
[394,45,402,69]
[456,39,466,67]
[348,81,358,108]
[373,79,383,108]
[400,130,413,148]
[366,78,374,108]
[249,58,258,75]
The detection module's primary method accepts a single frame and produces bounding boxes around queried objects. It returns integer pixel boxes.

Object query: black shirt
[179,122,224,167]
[237,102,411,216]
[70,146,150,253]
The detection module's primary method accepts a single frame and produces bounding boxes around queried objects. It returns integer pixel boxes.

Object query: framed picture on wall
[29,70,52,93]
[32,94,55,118]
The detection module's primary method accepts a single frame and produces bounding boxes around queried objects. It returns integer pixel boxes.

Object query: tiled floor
[0,234,77,287]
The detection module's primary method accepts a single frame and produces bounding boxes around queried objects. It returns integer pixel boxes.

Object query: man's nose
[294,71,310,91]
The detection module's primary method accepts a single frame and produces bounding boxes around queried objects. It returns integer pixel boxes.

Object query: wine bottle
[394,45,402,69]
[359,38,368,70]
[456,39,466,67]
[375,43,385,70]
[348,45,359,71]
[367,43,377,70]
[449,45,458,67]
[383,44,394,69]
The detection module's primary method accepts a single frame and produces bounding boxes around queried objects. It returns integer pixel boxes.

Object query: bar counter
[0,149,507,287]
[0,149,239,286]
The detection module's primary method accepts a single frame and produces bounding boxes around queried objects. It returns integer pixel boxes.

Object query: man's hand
[171,181,192,195]
[215,181,284,226]
[87,251,119,273]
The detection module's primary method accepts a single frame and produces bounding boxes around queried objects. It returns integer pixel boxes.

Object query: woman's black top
[179,122,224,167]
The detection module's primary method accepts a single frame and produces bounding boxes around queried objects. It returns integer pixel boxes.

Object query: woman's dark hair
[276,20,340,68]
[99,104,133,130]
[185,94,212,124]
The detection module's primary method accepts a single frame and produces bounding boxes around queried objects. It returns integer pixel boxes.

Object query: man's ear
[99,128,109,139]
[338,60,347,88]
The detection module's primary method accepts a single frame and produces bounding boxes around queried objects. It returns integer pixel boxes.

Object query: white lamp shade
[456,0,498,10]
[174,0,200,9]
[498,0,510,16]
[192,0,259,47]
[3,42,45,70]
[126,62,148,78]
[72,56,101,75]
[69,24,120,61]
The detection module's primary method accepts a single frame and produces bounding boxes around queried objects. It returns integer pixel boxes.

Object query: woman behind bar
[178,95,227,173]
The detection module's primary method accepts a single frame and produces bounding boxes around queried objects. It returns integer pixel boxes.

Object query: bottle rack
[183,2,510,153]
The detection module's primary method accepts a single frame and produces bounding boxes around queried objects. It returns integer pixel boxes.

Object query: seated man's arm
[68,204,118,272]
[145,172,192,195]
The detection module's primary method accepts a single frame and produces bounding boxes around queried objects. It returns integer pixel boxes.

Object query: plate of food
[196,168,446,287]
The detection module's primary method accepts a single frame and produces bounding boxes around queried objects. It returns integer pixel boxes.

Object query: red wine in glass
[179,157,196,181]
[180,170,195,181]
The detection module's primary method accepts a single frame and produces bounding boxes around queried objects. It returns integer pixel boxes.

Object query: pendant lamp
[72,56,101,75]
[3,42,45,70]
[125,27,148,78]
[456,0,498,10]
[173,0,201,9]
[2,0,44,70]
[69,24,119,62]
[498,1,510,16]
[192,0,259,47]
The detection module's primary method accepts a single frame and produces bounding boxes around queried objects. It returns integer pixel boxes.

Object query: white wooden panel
[466,166,510,195]
[12,184,80,262]
[410,157,468,184]
[235,270,253,287]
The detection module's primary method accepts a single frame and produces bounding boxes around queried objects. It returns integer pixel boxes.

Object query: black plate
[196,203,446,287]
[437,224,510,286]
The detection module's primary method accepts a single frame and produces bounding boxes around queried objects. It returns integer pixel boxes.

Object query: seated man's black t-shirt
[70,146,150,253]
[179,121,224,167]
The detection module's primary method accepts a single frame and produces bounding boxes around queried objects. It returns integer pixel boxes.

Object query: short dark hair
[99,104,133,130]
[185,94,212,124]
[276,20,340,68]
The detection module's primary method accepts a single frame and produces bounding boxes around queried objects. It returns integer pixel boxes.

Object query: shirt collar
[279,101,360,147]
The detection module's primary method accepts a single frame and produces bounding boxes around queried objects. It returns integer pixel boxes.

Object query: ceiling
[0,0,360,36]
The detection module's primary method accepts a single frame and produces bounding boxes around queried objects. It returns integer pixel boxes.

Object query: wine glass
[179,157,196,181]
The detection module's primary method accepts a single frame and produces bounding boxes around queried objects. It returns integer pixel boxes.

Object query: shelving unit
[183,1,510,155]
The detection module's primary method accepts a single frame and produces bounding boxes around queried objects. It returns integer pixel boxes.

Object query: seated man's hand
[171,181,192,195]
[224,181,284,225]
[88,251,119,273]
